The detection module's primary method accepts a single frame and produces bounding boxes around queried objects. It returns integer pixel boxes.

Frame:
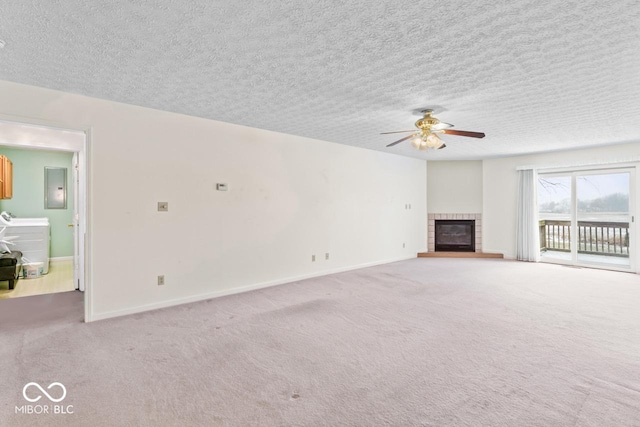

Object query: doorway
[538,168,634,271]
[0,119,87,315]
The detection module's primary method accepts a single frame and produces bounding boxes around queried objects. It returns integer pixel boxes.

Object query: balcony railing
[539,220,629,257]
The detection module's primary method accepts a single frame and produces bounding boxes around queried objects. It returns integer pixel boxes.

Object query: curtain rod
[516,156,640,171]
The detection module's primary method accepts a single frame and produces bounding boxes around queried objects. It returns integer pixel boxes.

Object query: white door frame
[0,115,92,321]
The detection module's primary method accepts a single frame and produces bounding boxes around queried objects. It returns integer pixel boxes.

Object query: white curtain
[516,169,540,261]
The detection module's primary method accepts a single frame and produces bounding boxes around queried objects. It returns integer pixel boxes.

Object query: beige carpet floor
[1,258,639,426]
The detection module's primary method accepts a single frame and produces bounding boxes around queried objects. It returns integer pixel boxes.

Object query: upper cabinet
[0,155,13,199]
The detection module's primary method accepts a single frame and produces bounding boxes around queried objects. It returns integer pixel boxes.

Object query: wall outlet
[157,202,168,212]
[157,275,165,286]
[311,255,316,262]
[216,183,228,191]
[325,253,330,260]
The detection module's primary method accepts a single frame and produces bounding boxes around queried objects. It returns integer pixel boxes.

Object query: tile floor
[0,259,75,299]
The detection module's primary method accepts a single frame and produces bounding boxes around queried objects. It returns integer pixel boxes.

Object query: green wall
[0,147,74,258]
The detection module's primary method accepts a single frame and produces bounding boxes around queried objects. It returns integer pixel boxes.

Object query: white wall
[427,161,482,213]
[483,142,640,266]
[0,80,427,320]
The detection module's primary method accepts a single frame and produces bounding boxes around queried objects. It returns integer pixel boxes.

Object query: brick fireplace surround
[428,213,482,252]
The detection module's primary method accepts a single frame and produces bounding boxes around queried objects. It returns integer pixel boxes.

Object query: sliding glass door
[538,168,634,271]
[576,171,631,268]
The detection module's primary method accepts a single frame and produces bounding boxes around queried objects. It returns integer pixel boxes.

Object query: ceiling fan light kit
[384,109,485,151]
[411,132,445,150]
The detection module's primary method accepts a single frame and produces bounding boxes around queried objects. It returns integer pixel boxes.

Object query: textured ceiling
[0,1,639,160]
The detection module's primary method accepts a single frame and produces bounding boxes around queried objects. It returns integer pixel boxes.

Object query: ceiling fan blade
[442,129,485,138]
[437,143,446,150]
[380,130,415,135]
[386,134,415,147]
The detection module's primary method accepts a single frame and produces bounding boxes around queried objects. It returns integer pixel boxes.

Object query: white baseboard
[89,255,417,322]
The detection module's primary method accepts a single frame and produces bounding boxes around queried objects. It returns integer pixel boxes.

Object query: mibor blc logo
[15,382,74,415]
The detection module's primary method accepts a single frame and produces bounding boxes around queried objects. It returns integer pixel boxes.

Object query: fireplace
[435,220,475,252]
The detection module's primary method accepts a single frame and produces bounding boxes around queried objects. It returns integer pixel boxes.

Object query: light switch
[158,202,168,212]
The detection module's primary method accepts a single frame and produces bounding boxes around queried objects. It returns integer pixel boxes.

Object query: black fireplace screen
[435,220,475,252]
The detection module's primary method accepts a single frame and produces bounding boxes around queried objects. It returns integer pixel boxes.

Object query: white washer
[0,214,50,274]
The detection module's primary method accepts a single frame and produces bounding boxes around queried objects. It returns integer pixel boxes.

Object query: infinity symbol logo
[22,382,67,403]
